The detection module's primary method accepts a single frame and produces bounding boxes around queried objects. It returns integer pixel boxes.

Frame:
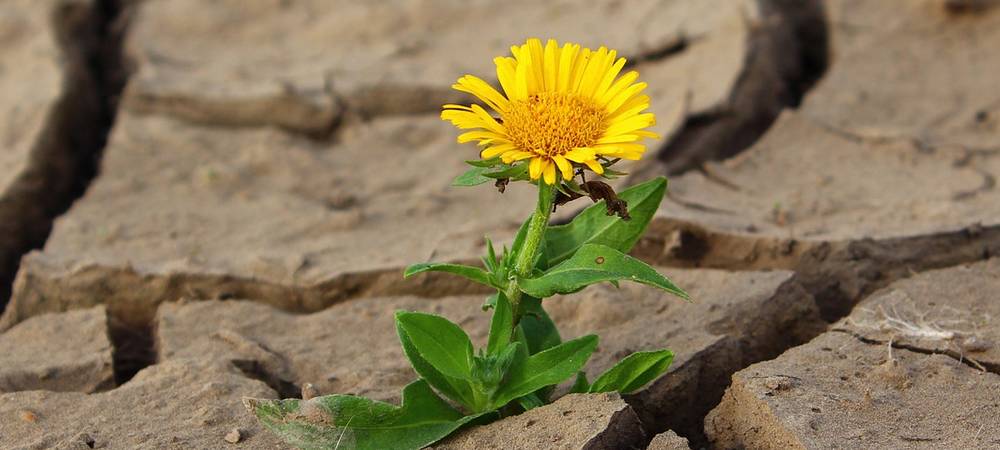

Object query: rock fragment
[834,259,1000,372]
[0,306,113,393]
[224,428,243,444]
[706,261,1000,449]
[646,430,690,450]
[432,393,646,450]
[705,331,1000,449]
[0,359,285,449]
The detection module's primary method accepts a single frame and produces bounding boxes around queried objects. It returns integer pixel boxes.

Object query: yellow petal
[453,75,509,112]
[607,95,651,121]
[578,47,610,98]
[501,150,536,163]
[597,70,639,107]
[605,82,648,115]
[604,113,656,137]
[529,157,544,179]
[584,158,605,174]
[632,130,661,139]
[527,38,545,93]
[556,43,578,92]
[542,159,557,185]
[442,104,475,112]
[543,39,558,92]
[596,133,642,145]
[495,57,518,100]
[553,154,574,180]
[481,143,516,159]
[458,130,505,143]
[568,47,592,94]
[593,56,627,100]
[564,147,597,163]
[514,55,530,100]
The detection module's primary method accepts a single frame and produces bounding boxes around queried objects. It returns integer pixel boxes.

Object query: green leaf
[404,263,494,288]
[570,371,590,394]
[491,334,598,408]
[453,166,492,186]
[395,312,474,380]
[483,162,529,180]
[516,393,545,411]
[397,324,476,409]
[465,157,502,168]
[471,343,521,399]
[483,238,498,273]
[543,177,667,267]
[589,349,674,394]
[486,293,513,355]
[248,379,484,450]
[515,296,562,354]
[518,244,688,300]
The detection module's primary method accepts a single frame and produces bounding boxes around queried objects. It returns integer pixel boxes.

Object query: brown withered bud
[495,178,509,193]
[553,189,584,210]
[582,181,630,220]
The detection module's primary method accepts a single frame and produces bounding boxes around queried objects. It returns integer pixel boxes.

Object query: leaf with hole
[518,244,688,300]
[543,177,667,267]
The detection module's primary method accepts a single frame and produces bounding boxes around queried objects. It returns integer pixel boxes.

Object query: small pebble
[224,428,242,444]
[19,410,37,423]
[301,383,318,400]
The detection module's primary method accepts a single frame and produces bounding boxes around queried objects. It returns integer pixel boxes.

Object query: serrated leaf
[248,379,484,450]
[589,349,674,394]
[518,244,688,300]
[404,263,494,288]
[486,293,513,355]
[397,324,476,409]
[395,312,474,380]
[491,334,598,408]
[543,177,667,267]
[453,166,492,186]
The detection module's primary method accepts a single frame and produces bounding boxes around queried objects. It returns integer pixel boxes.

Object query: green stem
[506,181,555,322]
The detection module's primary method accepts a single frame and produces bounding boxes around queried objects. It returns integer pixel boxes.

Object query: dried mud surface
[705,332,1000,449]
[3,0,1000,449]
[640,0,1000,319]
[154,268,822,446]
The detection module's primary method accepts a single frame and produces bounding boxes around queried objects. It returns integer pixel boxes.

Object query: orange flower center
[501,92,606,158]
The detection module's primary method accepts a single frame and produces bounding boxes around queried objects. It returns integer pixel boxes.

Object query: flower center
[501,93,606,157]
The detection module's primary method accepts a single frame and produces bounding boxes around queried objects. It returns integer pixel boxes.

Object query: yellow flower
[442,38,658,185]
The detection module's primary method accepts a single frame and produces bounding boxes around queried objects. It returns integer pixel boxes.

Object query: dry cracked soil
[1,0,999,449]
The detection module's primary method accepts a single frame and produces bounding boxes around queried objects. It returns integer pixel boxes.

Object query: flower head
[443,38,658,185]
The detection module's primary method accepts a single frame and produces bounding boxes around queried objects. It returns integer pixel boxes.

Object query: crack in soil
[0,0,129,315]
[830,328,1000,375]
[5,261,489,383]
[630,0,830,178]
